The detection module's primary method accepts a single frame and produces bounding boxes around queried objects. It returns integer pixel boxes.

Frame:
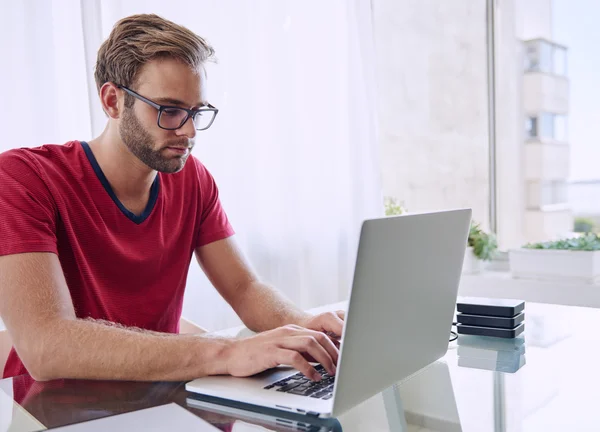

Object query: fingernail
[314,373,322,382]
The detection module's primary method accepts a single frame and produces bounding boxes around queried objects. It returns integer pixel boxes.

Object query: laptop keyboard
[263,365,335,399]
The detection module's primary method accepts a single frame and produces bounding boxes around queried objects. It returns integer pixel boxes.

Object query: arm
[1,252,339,383]
[195,237,311,333]
[191,158,342,335]
[0,252,232,382]
[195,237,345,337]
[0,155,338,382]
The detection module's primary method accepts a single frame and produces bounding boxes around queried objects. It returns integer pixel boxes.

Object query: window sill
[459,270,600,308]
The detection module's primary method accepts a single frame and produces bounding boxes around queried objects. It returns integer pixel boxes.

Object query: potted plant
[574,217,597,233]
[384,196,407,216]
[463,222,498,274]
[509,233,600,283]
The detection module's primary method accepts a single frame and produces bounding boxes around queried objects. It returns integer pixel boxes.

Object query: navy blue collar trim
[80,141,160,225]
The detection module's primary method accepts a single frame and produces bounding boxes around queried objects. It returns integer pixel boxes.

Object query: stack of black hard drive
[456,297,525,339]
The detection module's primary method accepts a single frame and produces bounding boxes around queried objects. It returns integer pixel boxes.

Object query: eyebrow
[153,97,207,108]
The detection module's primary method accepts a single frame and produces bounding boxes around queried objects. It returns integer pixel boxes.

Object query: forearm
[234,281,312,332]
[31,318,233,382]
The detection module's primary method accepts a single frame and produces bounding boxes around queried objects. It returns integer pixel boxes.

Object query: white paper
[49,403,219,432]
[0,388,12,432]
[232,420,272,431]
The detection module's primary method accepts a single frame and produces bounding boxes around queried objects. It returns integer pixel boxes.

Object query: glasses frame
[117,84,218,131]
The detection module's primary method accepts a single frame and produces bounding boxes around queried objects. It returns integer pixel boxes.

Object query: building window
[525,117,537,139]
[524,39,568,76]
[526,113,568,142]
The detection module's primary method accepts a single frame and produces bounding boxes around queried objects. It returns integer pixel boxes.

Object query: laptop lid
[331,209,471,416]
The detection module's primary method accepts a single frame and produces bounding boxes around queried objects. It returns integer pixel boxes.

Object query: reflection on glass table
[186,397,342,432]
[2,302,600,431]
[457,334,527,374]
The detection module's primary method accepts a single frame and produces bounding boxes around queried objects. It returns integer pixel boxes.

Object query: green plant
[468,221,498,261]
[384,196,407,216]
[574,217,596,233]
[524,233,600,251]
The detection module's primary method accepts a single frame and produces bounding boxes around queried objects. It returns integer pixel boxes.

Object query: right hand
[225,325,340,381]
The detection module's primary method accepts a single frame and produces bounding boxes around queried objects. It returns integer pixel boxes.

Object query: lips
[165,147,189,156]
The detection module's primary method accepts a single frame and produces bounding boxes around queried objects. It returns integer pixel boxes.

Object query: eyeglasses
[117,85,218,131]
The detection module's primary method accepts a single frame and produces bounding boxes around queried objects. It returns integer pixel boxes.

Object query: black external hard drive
[457,312,525,329]
[456,297,525,318]
[456,322,525,339]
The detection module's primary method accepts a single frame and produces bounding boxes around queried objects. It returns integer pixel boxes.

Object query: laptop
[186,209,472,418]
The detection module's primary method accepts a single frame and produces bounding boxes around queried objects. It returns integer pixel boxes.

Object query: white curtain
[0,0,382,331]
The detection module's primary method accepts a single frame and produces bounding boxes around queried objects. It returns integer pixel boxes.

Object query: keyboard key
[289,387,312,396]
[264,384,275,389]
[323,394,333,400]
[304,387,321,396]
[277,382,302,392]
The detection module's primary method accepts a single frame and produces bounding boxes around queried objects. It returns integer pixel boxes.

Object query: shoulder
[0,141,81,176]
[0,148,42,179]
[0,142,83,200]
[187,154,211,176]
[185,155,219,187]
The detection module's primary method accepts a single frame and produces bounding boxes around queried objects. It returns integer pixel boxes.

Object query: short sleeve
[192,157,235,248]
[0,150,58,256]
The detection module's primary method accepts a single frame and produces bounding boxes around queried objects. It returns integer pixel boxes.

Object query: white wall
[515,0,554,40]
[523,73,569,114]
[373,0,490,229]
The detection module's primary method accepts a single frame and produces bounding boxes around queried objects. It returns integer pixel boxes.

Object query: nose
[175,115,197,139]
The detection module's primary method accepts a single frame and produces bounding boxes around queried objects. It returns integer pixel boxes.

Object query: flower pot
[462,246,484,274]
[509,248,600,284]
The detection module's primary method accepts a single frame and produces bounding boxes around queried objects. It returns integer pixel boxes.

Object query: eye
[162,108,181,117]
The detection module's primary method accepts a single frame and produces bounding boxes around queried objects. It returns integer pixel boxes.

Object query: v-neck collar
[80,141,160,225]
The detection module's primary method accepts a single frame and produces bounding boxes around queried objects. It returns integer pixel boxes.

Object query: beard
[119,107,193,174]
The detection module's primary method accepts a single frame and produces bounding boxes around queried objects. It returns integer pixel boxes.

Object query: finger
[277,349,321,381]
[336,310,346,321]
[321,312,344,338]
[284,325,340,366]
[282,336,337,376]
[309,330,340,365]
[282,325,340,364]
[296,328,340,365]
[329,337,341,349]
[326,332,341,342]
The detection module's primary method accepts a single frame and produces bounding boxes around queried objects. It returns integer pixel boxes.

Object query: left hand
[299,310,345,340]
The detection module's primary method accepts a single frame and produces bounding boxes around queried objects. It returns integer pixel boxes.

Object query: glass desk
[2,302,599,431]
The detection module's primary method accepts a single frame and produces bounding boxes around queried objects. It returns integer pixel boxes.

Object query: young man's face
[119,58,207,174]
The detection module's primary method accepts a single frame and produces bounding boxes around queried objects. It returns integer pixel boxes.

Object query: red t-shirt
[0,141,234,378]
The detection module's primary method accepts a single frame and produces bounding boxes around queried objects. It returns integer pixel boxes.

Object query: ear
[98,82,123,119]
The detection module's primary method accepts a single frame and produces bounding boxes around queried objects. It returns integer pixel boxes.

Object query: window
[524,39,568,76]
[526,113,568,142]
[525,117,537,139]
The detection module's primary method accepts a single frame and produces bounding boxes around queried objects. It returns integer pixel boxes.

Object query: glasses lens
[159,108,189,129]
[193,110,216,130]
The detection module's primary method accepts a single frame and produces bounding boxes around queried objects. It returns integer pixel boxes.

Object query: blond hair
[94,14,214,106]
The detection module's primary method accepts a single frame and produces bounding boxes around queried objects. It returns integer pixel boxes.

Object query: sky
[552,0,600,181]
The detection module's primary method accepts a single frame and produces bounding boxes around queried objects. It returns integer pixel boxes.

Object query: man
[0,14,344,382]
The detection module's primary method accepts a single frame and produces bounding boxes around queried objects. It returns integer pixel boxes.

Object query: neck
[87,126,157,203]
